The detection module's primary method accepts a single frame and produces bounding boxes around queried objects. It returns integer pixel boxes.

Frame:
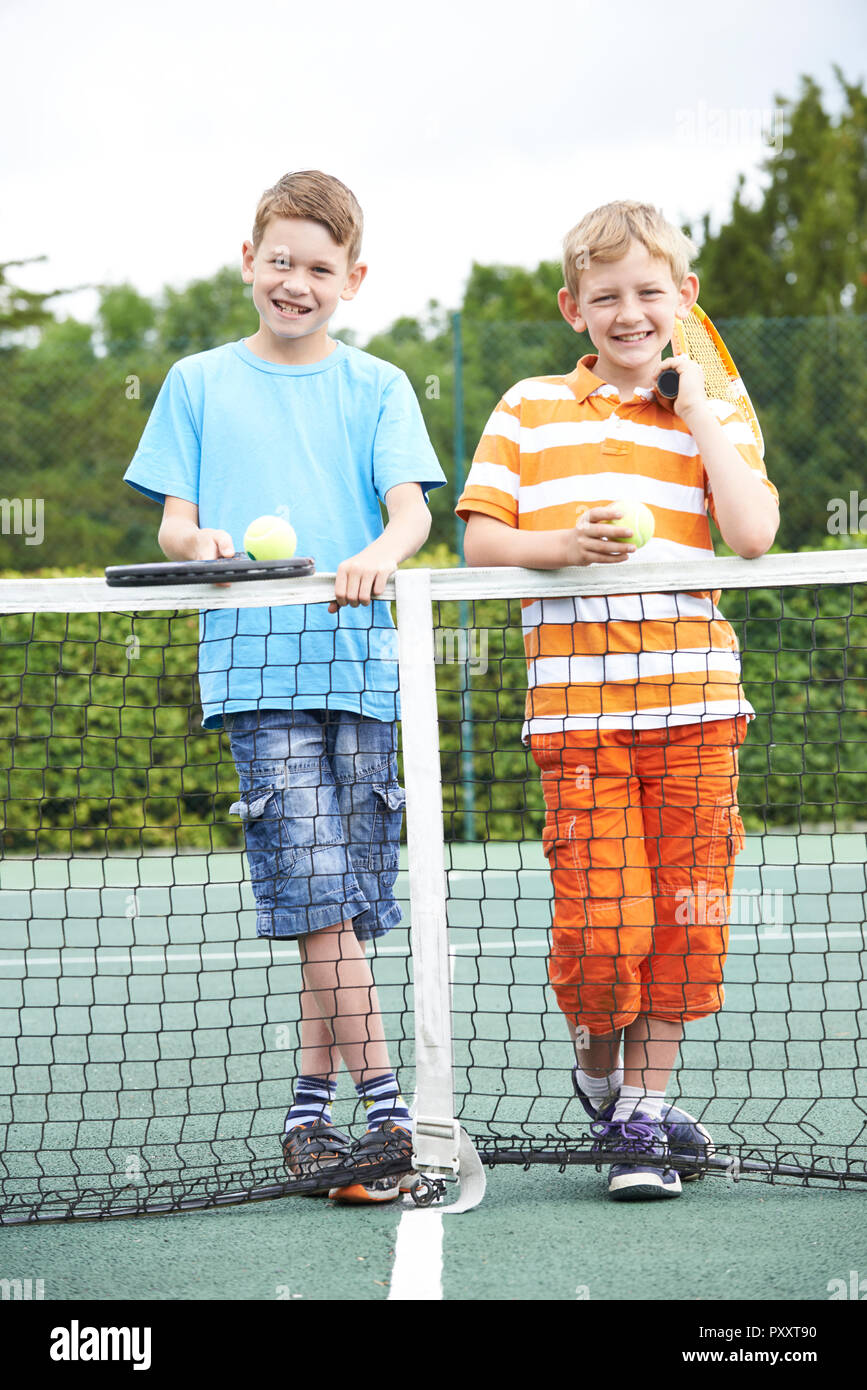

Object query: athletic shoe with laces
[281,1120,353,1196]
[591,1113,683,1201]
[328,1120,415,1204]
[572,1073,713,1180]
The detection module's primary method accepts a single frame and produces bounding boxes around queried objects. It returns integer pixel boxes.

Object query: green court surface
[1,836,866,1299]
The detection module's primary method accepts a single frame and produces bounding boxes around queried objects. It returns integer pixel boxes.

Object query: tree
[0,257,85,350]
[156,267,256,356]
[688,69,867,316]
[98,284,156,357]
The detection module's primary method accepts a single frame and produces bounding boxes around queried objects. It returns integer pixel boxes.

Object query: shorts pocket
[701,802,746,868]
[365,782,406,872]
[230,783,298,904]
[542,817,590,897]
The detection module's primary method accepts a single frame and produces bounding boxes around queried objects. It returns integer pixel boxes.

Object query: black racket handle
[657,368,680,399]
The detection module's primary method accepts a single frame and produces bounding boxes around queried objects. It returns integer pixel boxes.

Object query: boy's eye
[274,258,291,269]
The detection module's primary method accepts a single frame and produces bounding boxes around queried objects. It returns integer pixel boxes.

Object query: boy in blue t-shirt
[125,169,446,1202]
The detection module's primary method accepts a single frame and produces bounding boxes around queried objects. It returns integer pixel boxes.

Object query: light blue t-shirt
[124,339,446,729]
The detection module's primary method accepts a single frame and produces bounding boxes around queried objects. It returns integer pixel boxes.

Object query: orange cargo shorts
[530,717,748,1035]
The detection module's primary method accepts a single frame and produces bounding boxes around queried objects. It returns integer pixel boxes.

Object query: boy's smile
[242,216,367,364]
[558,242,698,396]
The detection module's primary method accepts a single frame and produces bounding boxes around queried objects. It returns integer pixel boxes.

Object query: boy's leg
[297,992,340,1081]
[530,731,648,1116]
[635,715,748,1092]
[296,918,393,1083]
[569,1019,623,1114]
[282,996,340,1135]
[321,712,413,1201]
[601,718,748,1164]
[226,710,371,1185]
[615,1016,684,1121]
[328,712,410,1121]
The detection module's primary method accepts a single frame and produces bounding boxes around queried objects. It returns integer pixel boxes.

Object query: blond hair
[562,201,697,300]
[252,170,364,265]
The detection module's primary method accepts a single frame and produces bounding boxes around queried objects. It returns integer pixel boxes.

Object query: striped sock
[284,1076,337,1134]
[356,1072,412,1131]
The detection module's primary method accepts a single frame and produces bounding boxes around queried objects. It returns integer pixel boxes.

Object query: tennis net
[0,572,415,1222]
[2,551,867,1220]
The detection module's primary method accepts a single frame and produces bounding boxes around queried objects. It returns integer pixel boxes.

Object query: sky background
[1,0,864,341]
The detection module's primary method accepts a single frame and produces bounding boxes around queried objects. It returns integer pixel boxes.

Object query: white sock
[575,1066,623,1108]
[613,1084,666,1123]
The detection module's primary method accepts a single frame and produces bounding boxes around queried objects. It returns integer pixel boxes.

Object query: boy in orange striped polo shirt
[456,202,779,1201]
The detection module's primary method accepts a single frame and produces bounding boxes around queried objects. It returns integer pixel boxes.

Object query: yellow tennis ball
[243,515,297,561]
[613,501,655,548]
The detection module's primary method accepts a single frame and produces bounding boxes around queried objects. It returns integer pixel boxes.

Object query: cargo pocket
[542,816,590,897]
[365,782,406,873]
[230,784,297,908]
[700,802,747,868]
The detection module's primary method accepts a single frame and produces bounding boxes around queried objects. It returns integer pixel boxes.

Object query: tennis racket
[105,553,315,587]
[656,304,764,457]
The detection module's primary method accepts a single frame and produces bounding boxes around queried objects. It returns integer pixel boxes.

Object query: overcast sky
[1,0,864,340]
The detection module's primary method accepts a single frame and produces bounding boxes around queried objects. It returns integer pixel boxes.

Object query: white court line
[0,928,864,972]
[387,1211,444,1301]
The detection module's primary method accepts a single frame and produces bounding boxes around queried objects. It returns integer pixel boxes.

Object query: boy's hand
[565,506,636,566]
[194,528,235,588]
[656,354,708,420]
[329,540,400,613]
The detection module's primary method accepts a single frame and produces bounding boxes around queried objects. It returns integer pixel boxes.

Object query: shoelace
[590,1118,665,1153]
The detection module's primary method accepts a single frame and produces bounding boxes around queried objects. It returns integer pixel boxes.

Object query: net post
[394,568,461,1180]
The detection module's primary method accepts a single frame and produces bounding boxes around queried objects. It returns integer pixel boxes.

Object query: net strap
[395,570,465,1182]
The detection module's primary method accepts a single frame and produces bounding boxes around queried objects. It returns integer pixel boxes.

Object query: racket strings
[675,314,765,456]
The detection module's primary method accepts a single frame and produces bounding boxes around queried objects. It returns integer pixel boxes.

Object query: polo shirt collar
[565,354,677,413]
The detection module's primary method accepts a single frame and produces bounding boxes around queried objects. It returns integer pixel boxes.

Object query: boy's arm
[329,482,432,611]
[463,508,639,570]
[673,363,779,559]
[682,406,779,557]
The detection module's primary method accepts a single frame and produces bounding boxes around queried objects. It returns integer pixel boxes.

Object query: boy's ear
[675,272,700,317]
[340,261,368,302]
[558,287,586,333]
[240,239,255,285]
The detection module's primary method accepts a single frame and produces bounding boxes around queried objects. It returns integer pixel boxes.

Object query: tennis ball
[612,500,655,548]
[243,515,297,561]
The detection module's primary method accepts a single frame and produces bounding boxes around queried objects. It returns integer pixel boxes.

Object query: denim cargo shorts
[225,709,405,940]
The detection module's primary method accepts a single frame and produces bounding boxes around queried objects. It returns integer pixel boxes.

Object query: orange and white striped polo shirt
[455,355,779,737]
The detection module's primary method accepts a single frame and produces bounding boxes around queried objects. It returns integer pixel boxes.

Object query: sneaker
[591,1114,683,1201]
[327,1120,415,1203]
[571,1073,713,1180]
[282,1121,353,1195]
[328,1175,403,1204]
[660,1103,714,1181]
